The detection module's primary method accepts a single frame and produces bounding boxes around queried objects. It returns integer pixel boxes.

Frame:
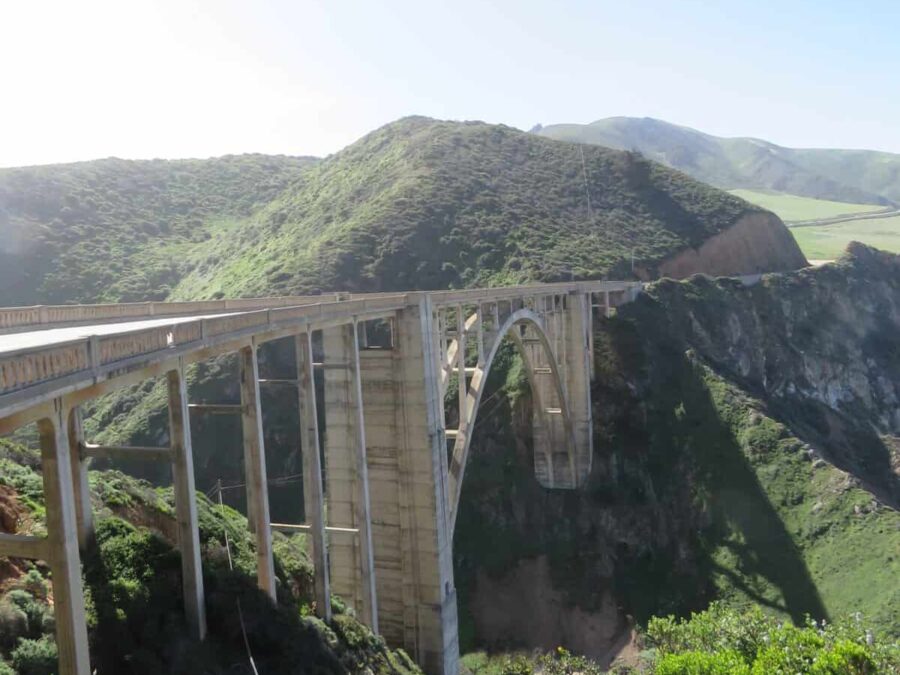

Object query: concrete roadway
[0,312,245,356]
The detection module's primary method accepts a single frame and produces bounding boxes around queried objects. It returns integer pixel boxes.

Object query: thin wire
[215,473,304,493]
[215,480,259,675]
[579,145,594,221]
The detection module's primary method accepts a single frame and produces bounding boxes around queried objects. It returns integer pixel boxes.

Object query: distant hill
[170,117,806,299]
[537,117,900,206]
[0,154,317,304]
[0,117,805,306]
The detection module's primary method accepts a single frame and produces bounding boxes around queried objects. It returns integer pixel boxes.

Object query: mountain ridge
[537,116,900,205]
[0,116,805,307]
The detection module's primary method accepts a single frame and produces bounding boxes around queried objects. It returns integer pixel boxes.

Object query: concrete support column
[167,366,207,639]
[564,292,594,484]
[39,400,91,675]
[388,299,458,675]
[322,324,378,630]
[239,343,276,600]
[356,346,404,644]
[295,332,331,621]
[66,406,93,551]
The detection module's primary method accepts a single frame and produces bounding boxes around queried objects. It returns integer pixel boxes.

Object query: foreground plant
[645,603,899,674]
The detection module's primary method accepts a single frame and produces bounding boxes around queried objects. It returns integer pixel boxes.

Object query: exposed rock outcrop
[649,211,808,279]
[647,243,900,505]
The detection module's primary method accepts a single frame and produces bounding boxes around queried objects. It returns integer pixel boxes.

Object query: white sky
[2,0,900,167]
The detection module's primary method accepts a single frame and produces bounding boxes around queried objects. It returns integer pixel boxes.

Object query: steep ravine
[454,244,900,663]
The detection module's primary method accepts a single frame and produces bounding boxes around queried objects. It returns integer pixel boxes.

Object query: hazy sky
[3,0,899,167]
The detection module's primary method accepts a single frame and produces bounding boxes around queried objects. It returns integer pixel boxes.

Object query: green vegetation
[454,246,900,664]
[645,603,898,674]
[538,117,900,204]
[728,189,885,222]
[790,214,900,259]
[1,117,767,306]
[0,440,420,675]
[0,154,315,304]
[461,648,605,675]
[171,118,766,298]
[462,604,899,674]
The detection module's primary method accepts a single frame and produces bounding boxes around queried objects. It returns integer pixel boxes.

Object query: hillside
[0,117,805,309]
[0,154,316,305]
[0,440,421,675]
[537,117,900,205]
[171,117,806,298]
[454,244,900,663]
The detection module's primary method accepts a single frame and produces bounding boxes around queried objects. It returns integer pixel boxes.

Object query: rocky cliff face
[648,211,808,279]
[647,243,900,505]
[454,244,900,661]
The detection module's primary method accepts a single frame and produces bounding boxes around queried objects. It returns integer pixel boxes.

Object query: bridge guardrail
[0,295,409,408]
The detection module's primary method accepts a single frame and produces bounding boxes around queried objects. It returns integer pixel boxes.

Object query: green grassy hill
[538,117,900,205]
[0,154,316,304]
[171,117,783,299]
[0,117,786,307]
[791,214,900,259]
[727,189,886,223]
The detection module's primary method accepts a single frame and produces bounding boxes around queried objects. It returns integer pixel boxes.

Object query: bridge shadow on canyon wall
[453,315,827,658]
[596,309,828,625]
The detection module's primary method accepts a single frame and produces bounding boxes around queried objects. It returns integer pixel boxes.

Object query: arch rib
[446,308,576,532]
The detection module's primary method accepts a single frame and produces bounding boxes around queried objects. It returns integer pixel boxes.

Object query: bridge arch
[442,308,577,531]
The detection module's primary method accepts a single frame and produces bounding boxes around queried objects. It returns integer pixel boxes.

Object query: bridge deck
[0,281,642,430]
[0,312,246,355]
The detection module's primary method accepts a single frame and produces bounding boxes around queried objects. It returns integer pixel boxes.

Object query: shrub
[10,635,57,675]
[3,589,53,639]
[645,604,898,674]
[0,659,14,675]
[655,650,750,675]
[811,641,876,674]
[646,603,774,661]
[500,654,532,675]
[18,570,48,601]
[0,600,28,650]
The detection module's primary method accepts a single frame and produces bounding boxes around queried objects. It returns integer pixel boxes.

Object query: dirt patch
[0,484,41,592]
[468,555,637,668]
[653,212,808,279]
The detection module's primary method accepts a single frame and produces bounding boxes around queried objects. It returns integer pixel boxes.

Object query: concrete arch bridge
[0,280,641,675]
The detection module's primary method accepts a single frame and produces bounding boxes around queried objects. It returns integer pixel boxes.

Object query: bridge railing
[427,280,642,307]
[0,294,409,421]
[0,294,348,333]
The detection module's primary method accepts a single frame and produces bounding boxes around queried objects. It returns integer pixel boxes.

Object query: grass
[2,117,764,306]
[728,189,884,222]
[539,117,900,204]
[790,214,900,259]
